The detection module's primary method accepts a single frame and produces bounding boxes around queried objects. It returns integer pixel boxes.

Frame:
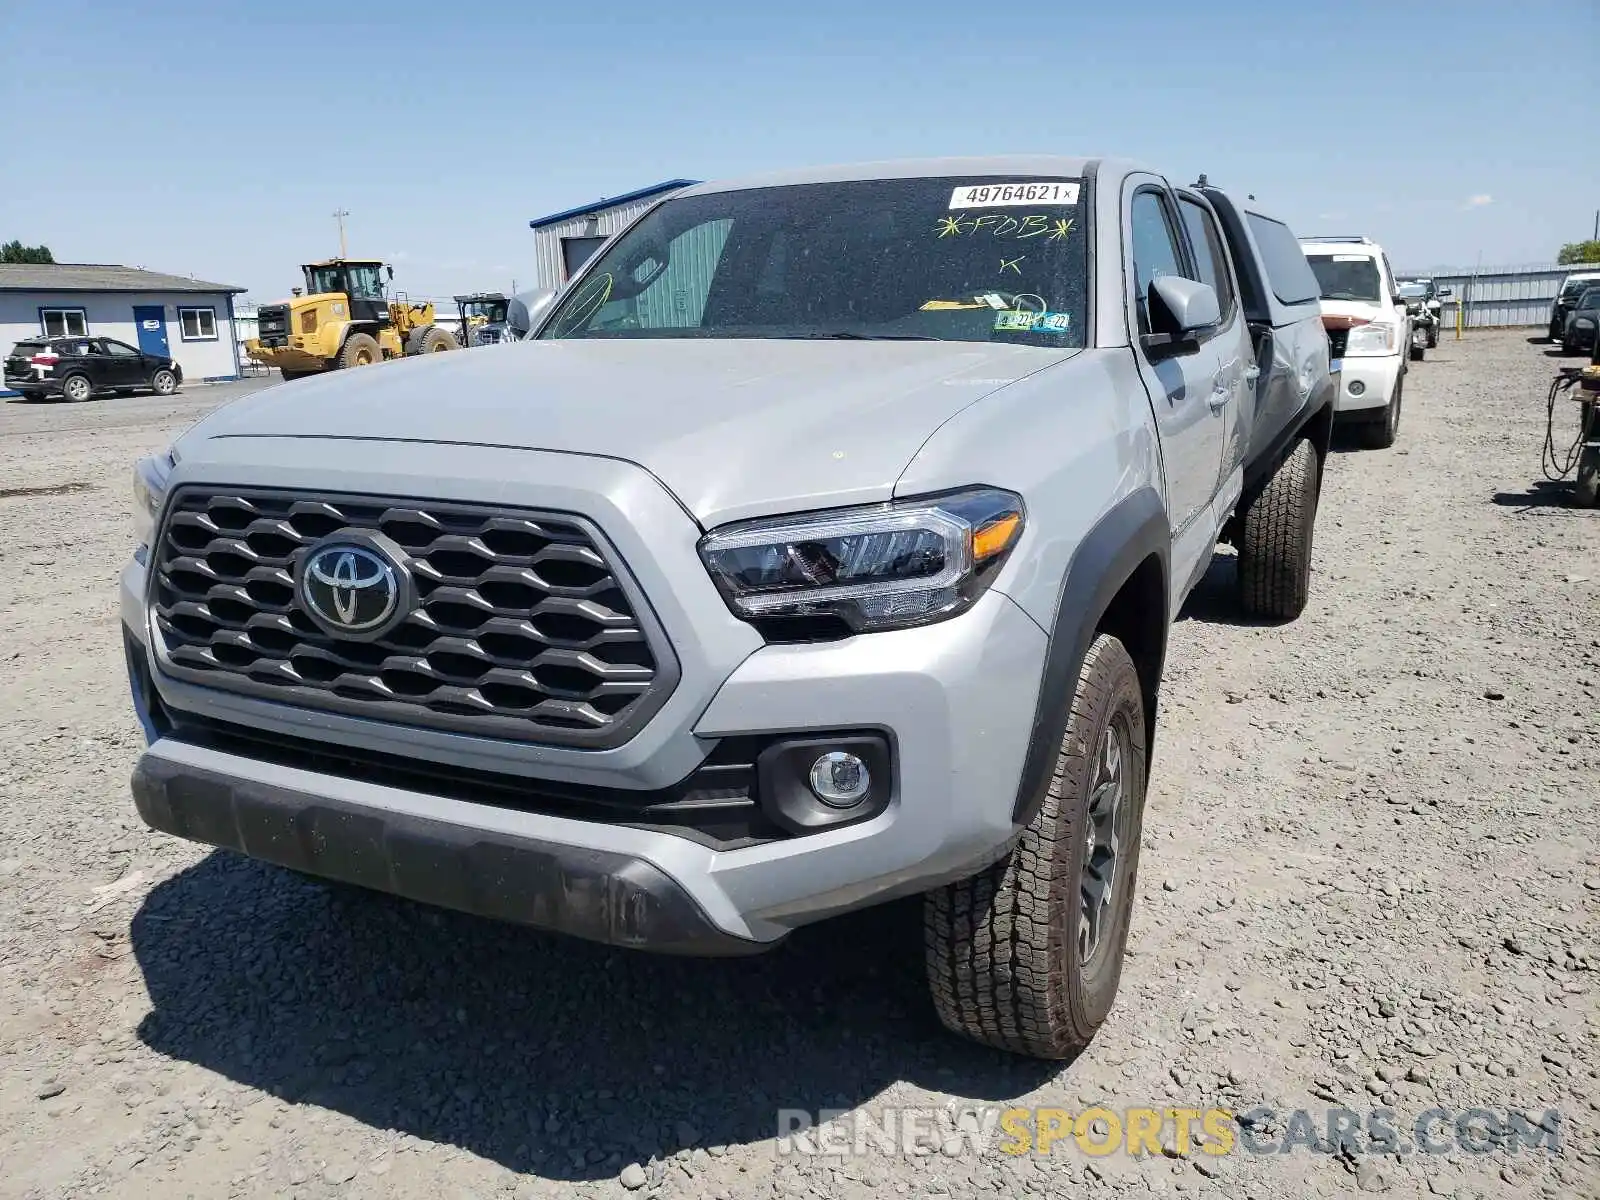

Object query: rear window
[1246,214,1321,305]
[8,341,45,357]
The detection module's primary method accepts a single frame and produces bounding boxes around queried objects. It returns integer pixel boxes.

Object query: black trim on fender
[1009,487,1170,825]
[131,752,770,956]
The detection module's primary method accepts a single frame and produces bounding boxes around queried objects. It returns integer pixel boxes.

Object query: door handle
[1209,371,1232,411]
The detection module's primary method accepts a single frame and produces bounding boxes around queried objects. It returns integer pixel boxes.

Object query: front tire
[61,373,92,403]
[151,368,177,396]
[338,333,381,369]
[925,634,1148,1060]
[405,325,459,355]
[1236,437,1319,621]
[1358,376,1402,450]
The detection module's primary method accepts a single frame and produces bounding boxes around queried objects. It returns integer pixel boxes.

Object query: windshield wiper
[778,331,942,341]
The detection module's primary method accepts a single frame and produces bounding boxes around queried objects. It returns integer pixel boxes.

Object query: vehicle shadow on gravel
[130,851,1060,1181]
[1491,480,1583,510]
[1175,550,1293,628]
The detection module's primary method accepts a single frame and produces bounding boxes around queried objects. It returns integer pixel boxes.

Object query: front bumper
[121,443,1048,949]
[1333,353,1403,414]
[131,745,761,954]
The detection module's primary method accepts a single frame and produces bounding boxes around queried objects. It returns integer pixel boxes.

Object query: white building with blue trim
[0,263,246,394]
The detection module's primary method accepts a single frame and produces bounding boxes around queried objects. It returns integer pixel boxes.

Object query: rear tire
[1236,438,1318,621]
[61,373,93,403]
[1358,376,1402,450]
[1426,324,1439,348]
[925,634,1148,1060]
[338,333,381,369]
[151,368,177,396]
[279,369,314,382]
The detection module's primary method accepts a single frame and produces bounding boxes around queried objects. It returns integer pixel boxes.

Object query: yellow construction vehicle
[244,259,458,381]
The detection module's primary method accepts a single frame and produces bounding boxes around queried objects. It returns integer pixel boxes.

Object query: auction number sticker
[950,181,1079,209]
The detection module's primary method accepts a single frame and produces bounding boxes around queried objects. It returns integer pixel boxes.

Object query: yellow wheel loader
[244,260,458,381]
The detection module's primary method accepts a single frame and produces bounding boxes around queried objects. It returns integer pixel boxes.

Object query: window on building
[561,236,608,280]
[178,306,218,340]
[40,308,88,337]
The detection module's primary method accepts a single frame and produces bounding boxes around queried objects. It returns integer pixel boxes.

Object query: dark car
[1563,286,1600,355]
[4,335,183,402]
[1550,274,1600,342]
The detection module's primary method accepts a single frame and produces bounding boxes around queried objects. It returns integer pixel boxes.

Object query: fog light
[808,751,870,807]
[1348,379,1367,397]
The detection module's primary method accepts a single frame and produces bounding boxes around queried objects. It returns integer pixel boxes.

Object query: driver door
[1124,181,1226,607]
[99,338,147,386]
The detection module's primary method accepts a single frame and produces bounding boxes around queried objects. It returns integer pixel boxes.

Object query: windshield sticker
[994,309,1071,334]
[934,214,1076,241]
[920,298,990,311]
[950,182,1079,209]
[1332,254,1369,262]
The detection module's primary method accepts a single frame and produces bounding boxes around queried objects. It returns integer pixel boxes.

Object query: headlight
[1345,321,1399,357]
[698,488,1025,634]
[132,451,175,549]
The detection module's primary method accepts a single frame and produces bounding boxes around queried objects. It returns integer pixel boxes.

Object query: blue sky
[3,0,1593,304]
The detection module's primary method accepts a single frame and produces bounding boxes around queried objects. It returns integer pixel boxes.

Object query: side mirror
[386,265,395,281]
[1142,276,1219,357]
[506,288,557,339]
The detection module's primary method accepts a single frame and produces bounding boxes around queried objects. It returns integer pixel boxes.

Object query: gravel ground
[1,337,1595,1200]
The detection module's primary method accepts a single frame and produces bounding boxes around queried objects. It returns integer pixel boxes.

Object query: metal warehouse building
[0,263,247,395]
[527,180,697,290]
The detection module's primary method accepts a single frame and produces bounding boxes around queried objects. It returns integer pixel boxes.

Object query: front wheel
[338,333,381,369]
[150,369,177,396]
[1426,323,1440,348]
[925,633,1148,1059]
[1358,376,1402,450]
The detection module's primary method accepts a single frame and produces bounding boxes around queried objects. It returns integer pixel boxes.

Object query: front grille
[256,304,289,347]
[1326,327,1349,361]
[150,488,675,748]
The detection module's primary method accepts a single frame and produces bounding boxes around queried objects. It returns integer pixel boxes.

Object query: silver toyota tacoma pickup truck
[124,157,1335,1060]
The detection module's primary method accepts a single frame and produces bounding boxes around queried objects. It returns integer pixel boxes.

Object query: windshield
[1563,279,1600,301]
[462,299,508,322]
[305,264,386,300]
[1306,254,1383,303]
[538,177,1089,345]
[1577,287,1600,310]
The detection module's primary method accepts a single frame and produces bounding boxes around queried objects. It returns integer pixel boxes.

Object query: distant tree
[1557,240,1600,266]
[0,240,54,264]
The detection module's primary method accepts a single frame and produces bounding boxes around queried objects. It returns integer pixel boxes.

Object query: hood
[186,338,1076,526]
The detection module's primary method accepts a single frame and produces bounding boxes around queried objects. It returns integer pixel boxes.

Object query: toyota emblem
[298,540,405,637]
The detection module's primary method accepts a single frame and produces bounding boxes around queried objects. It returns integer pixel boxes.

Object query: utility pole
[1593,208,1598,242]
[333,209,350,260]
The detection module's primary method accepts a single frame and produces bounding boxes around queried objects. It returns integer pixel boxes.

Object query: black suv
[4,336,182,402]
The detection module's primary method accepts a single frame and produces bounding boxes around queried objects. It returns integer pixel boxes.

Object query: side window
[1178,197,1235,321]
[1129,190,1185,333]
[103,340,141,357]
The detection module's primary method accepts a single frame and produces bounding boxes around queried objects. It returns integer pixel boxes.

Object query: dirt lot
[1,336,1595,1200]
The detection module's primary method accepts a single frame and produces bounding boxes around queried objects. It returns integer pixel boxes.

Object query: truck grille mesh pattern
[150,489,670,747]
